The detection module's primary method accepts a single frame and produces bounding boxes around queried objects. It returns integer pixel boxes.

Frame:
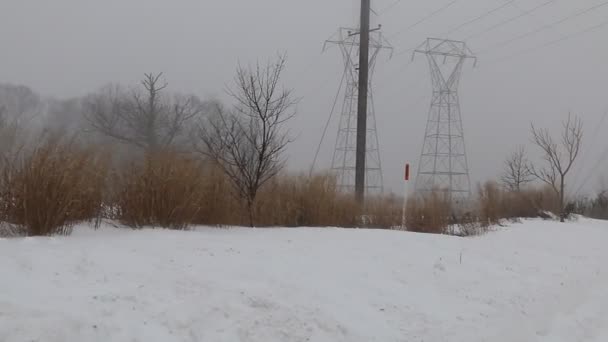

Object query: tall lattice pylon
[412,38,476,203]
[324,27,392,194]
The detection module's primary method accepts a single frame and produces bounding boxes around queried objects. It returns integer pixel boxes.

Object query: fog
[1,0,607,195]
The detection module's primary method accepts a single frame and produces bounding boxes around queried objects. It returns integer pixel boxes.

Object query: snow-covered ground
[1,218,607,342]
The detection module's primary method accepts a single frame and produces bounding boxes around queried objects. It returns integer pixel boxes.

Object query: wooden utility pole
[355,0,371,204]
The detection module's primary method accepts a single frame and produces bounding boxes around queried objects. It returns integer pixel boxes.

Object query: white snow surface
[1,218,608,342]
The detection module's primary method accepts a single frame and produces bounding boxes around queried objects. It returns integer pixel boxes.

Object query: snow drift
[1,218,607,341]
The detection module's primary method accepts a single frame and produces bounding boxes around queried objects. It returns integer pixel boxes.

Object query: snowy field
[1,218,607,342]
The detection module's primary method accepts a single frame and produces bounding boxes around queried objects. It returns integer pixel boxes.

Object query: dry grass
[405,191,451,234]
[193,164,243,226]
[401,184,563,236]
[112,164,370,229]
[255,173,360,227]
[477,182,560,223]
[363,194,402,229]
[477,181,502,226]
[236,173,401,228]
[0,136,108,236]
[113,151,205,230]
[0,139,569,236]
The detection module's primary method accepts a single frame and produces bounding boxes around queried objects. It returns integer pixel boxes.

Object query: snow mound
[1,219,607,341]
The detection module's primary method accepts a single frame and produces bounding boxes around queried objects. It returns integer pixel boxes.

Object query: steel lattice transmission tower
[324,27,392,194]
[412,38,476,203]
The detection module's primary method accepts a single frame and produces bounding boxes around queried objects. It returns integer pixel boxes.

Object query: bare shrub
[0,136,108,236]
[113,151,205,230]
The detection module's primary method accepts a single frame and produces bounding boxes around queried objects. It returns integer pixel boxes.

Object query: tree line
[0,53,605,235]
[0,55,297,228]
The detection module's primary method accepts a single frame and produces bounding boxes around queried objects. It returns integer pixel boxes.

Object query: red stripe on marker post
[405,163,410,181]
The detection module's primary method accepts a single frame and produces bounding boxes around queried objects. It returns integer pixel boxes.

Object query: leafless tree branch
[84,74,204,152]
[195,55,296,227]
[530,114,583,222]
[502,146,534,192]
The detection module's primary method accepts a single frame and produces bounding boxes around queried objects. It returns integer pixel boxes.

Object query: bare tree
[195,55,297,227]
[0,84,41,121]
[85,73,203,152]
[501,146,534,192]
[530,114,583,222]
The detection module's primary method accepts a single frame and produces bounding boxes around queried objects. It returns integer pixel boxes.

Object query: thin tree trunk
[247,199,255,228]
[560,176,565,223]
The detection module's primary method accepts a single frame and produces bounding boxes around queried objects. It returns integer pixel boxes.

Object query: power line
[442,0,516,37]
[572,114,607,194]
[464,0,558,41]
[388,1,608,69]
[486,16,608,65]
[377,0,403,15]
[395,47,416,57]
[479,1,608,54]
[374,59,415,93]
[572,109,608,197]
[376,61,423,96]
[393,0,515,56]
[574,142,608,197]
[389,0,460,40]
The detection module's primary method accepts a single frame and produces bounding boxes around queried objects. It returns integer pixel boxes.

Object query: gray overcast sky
[1,0,608,195]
